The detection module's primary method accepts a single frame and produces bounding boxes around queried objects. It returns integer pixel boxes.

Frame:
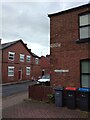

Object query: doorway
[18,68,22,80]
[42,69,45,76]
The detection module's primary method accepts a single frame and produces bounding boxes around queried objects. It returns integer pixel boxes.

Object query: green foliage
[47,93,55,103]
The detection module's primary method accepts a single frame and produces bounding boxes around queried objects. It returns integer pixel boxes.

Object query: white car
[37,74,50,85]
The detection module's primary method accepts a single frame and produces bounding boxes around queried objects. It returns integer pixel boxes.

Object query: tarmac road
[2,81,37,97]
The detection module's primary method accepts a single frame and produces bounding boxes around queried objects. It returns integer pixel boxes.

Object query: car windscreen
[42,75,50,79]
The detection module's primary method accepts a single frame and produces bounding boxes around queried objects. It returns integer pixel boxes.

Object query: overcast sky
[0,0,89,56]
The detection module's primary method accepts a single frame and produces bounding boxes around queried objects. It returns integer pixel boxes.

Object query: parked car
[37,74,50,86]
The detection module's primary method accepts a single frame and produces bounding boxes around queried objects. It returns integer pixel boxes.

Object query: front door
[18,69,22,80]
[42,69,45,76]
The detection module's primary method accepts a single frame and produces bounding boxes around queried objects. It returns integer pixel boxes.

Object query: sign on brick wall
[54,69,69,73]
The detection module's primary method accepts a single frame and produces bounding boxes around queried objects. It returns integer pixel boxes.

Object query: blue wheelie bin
[78,88,90,111]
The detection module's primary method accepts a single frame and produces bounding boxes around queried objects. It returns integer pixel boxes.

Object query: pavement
[2,91,90,119]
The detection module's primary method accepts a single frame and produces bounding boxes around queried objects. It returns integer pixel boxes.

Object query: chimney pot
[29,49,31,52]
[25,43,27,47]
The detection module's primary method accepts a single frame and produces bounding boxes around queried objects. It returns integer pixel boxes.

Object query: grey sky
[0,0,89,56]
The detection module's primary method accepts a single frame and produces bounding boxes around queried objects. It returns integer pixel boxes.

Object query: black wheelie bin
[65,87,77,109]
[78,88,90,111]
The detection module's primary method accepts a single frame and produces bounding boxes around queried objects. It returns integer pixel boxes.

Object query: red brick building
[48,3,90,88]
[40,55,50,76]
[30,54,50,80]
[30,51,41,80]
[0,39,50,84]
[1,39,32,83]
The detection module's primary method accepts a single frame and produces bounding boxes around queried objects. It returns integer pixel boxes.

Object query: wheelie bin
[65,87,77,109]
[54,86,64,107]
[78,88,90,111]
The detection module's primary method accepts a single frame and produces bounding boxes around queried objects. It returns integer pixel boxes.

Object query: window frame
[8,52,15,61]
[26,67,30,75]
[26,55,31,62]
[20,54,25,62]
[35,58,39,64]
[78,12,90,43]
[80,59,90,88]
[8,66,14,76]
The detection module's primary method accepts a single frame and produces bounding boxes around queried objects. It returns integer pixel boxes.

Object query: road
[2,81,37,97]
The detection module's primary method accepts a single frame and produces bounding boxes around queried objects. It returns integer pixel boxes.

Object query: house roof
[30,52,40,58]
[48,3,90,17]
[1,39,32,54]
[1,40,19,49]
[1,39,40,58]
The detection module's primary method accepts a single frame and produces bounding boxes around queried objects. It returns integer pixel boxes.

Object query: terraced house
[1,39,32,84]
[0,39,50,84]
[48,3,90,88]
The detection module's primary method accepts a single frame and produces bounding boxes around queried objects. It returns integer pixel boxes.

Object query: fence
[28,85,54,102]
[29,85,81,108]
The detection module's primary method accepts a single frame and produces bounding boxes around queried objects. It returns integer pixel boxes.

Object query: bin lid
[78,88,90,92]
[54,86,63,91]
[65,87,77,91]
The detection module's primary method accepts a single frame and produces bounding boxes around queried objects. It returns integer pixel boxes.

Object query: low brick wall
[28,85,54,102]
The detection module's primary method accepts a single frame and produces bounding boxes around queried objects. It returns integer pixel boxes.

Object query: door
[42,69,45,76]
[18,69,22,80]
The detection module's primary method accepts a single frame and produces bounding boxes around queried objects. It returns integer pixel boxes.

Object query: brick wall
[40,56,50,76]
[2,41,32,83]
[49,5,90,87]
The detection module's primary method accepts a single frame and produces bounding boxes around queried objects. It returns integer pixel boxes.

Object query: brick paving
[2,98,90,119]
[2,91,28,109]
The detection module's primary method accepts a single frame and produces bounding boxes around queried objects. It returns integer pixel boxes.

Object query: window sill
[76,38,90,43]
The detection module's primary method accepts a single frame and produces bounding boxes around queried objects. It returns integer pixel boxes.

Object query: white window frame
[26,67,30,75]
[20,54,24,62]
[8,52,15,61]
[26,55,31,62]
[8,66,14,76]
[35,58,39,64]
[79,13,90,40]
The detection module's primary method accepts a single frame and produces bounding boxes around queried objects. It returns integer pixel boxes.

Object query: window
[8,66,14,76]
[80,60,90,88]
[79,13,90,41]
[26,55,31,62]
[35,58,39,64]
[26,67,30,75]
[20,54,24,62]
[8,52,15,61]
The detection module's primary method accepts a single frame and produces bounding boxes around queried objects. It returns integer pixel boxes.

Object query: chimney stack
[25,43,27,47]
[29,49,31,52]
